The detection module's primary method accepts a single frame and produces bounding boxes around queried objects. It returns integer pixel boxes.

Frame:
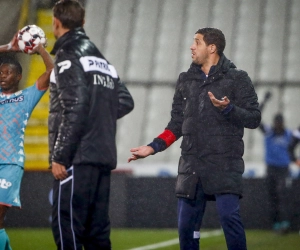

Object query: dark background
[6,171,300,231]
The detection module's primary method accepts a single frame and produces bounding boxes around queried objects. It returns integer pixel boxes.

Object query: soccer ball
[17,25,47,54]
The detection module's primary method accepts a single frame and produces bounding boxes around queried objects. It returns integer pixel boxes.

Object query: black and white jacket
[49,28,134,170]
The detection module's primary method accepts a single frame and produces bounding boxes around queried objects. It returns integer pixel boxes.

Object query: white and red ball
[17,25,46,53]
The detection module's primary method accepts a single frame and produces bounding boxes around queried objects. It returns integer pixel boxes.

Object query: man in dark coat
[128,28,261,250]
[49,1,134,249]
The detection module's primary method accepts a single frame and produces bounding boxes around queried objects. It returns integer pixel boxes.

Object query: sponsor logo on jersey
[14,90,23,96]
[93,74,115,89]
[79,56,118,78]
[0,95,24,105]
[0,179,12,189]
[57,60,72,73]
[50,69,56,84]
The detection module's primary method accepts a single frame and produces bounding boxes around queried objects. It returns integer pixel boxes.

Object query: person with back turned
[49,1,134,249]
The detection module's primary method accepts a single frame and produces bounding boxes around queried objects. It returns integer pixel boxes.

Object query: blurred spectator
[259,92,292,233]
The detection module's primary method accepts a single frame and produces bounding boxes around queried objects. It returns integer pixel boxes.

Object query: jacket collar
[188,54,236,77]
[50,27,87,55]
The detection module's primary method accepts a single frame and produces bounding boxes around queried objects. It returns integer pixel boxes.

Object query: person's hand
[296,159,300,168]
[51,162,68,180]
[208,91,230,111]
[28,43,44,55]
[128,146,154,162]
[7,32,21,52]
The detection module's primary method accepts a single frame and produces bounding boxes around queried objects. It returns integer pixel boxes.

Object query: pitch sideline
[128,229,223,250]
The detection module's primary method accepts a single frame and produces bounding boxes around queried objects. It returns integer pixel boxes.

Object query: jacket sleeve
[148,76,184,153]
[165,75,184,139]
[117,80,134,119]
[52,50,89,167]
[223,70,261,129]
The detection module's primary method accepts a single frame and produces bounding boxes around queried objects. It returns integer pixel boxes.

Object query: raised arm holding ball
[0,29,53,249]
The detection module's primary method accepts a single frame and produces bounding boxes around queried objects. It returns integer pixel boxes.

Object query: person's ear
[210,44,217,54]
[17,74,22,82]
[53,17,62,30]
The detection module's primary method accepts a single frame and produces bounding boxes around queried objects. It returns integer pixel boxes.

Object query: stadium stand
[13,0,300,177]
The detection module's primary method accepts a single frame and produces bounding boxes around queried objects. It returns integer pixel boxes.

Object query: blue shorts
[0,164,23,207]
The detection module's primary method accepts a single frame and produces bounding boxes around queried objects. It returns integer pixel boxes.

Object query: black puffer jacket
[49,28,134,170]
[165,55,261,199]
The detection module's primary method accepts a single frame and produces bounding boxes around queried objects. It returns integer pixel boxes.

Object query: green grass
[7,228,55,250]
[6,228,300,250]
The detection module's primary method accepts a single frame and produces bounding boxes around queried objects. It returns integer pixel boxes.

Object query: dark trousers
[266,165,290,224]
[52,165,111,250]
[178,183,246,250]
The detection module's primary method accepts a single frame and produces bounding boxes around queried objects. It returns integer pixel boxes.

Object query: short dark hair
[0,53,22,75]
[53,0,85,30]
[195,28,226,55]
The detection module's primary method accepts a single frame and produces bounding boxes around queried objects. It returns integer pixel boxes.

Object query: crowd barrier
[6,171,300,231]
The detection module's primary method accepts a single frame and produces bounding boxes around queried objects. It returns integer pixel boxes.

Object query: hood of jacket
[187,54,237,78]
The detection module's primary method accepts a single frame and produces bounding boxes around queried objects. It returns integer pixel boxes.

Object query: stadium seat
[178,0,211,73]
[210,0,237,57]
[85,0,110,51]
[232,0,261,81]
[286,0,300,81]
[282,87,300,129]
[152,0,186,82]
[126,0,160,82]
[257,0,288,82]
[100,0,136,79]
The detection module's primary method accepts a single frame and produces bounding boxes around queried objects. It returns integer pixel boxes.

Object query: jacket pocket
[175,173,198,200]
[180,135,193,151]
[175,155,199,199]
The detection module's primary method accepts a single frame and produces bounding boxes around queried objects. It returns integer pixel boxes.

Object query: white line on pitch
[128,229,223,250]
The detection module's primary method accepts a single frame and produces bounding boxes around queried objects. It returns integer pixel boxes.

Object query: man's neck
[201,54,220,75]
[56,28,70,39]
[1,89,18,95]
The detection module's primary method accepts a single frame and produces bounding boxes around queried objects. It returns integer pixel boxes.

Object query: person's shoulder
[178,71,188,79]
[177,71,193,86]
[57,36,88,53]
[226,67,249,80]
[222,58,248,79]
[21,83,40,93]
[178,64,196,81]
[20,84,33,92]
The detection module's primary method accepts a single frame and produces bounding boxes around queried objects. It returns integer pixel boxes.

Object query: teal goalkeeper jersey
[0,83,46,167]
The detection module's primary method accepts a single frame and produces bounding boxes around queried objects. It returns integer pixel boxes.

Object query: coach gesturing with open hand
[128,28,261,250]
